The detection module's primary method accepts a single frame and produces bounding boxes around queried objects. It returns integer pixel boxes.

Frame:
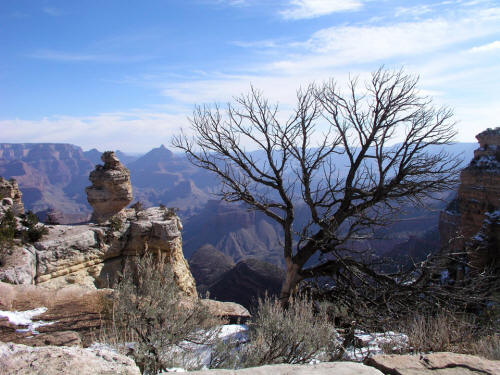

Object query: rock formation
[0,177,24,215]
[0,207,198,296]
[86,151,133,223]
[439,127,500,276]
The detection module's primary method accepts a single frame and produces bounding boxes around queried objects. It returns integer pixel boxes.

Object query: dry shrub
[399,310,479,353]
[211,295,341,369]
[471,334,500,360]
[106,254,221,374]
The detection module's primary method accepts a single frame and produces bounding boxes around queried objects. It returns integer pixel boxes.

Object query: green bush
[0,209,17,260]
[19,210,48,243]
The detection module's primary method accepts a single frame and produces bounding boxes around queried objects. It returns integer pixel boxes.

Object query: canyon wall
[439,127,500,273]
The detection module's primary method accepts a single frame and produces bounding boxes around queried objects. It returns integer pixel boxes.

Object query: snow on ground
[166,324,248,370]
[0,307,54,334]
[343,330,409,361]
[92,324,408,373]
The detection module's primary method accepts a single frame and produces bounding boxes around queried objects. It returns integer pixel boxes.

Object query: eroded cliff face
[86,151,133,223]
[0,177,24,215]
[0,207,197,297]
[439,127,500,273]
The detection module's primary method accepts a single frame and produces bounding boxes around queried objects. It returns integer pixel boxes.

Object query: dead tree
[173,68,461,301]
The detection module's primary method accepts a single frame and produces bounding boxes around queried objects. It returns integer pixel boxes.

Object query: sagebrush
[107,254,221,374]
[210,295,341,369]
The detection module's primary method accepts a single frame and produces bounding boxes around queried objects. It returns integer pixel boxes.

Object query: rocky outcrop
[185,362,383,375]
[120,207,197,296]
[0,342,141,375]
[365,352,500,375]
[86,151,133,223]
[0,177,24,215]
[439,127,500,275]
[0,207,197,296]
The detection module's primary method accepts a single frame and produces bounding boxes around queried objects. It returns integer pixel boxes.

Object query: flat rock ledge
[365,352,500,375]
[0,342,141,375]
[183,362,383,375]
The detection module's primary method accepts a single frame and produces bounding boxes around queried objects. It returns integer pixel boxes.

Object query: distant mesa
[85,151,133,223]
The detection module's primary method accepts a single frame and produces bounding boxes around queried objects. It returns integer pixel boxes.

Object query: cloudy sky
[1,0,499,152]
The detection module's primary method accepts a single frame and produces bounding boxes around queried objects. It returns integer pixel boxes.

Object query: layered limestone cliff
[0,207,197,297]
[0,177,24,215]
[86,151,133,223]
[439,127,500,274]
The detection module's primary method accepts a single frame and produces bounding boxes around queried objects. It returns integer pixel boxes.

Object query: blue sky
[1,0,500,152]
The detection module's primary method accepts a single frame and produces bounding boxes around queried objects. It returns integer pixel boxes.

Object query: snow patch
[0,307,54,334]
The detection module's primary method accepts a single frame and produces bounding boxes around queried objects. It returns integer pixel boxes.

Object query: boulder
[0,342,141,375]
[200,299,251,323]
[86,151,133,223]
[183,362,383,375]
[0,244,36,284]
[365,352,500,375]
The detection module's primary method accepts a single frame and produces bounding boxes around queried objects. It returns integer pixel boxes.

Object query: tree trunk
[279,259,302,303]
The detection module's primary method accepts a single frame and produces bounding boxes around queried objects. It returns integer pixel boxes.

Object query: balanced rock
[86,151,132,223]
[0,177,24,215]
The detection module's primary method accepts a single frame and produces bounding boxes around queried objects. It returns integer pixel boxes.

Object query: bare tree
[173,68,460,301]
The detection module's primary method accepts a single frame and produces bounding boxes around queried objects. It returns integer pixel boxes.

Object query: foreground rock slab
[184,362,383,375]
[0,342,141,375]
[366,352,500,375]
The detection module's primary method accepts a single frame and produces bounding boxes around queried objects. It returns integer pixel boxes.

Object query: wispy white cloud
[0,111,189,153]
[468,40,500,53]
[394,5,432,17]
[231,39,280,49]
[28,49,152,63]
[280,0,363,20]
[270,7,500,74]
[42,7,63,16]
